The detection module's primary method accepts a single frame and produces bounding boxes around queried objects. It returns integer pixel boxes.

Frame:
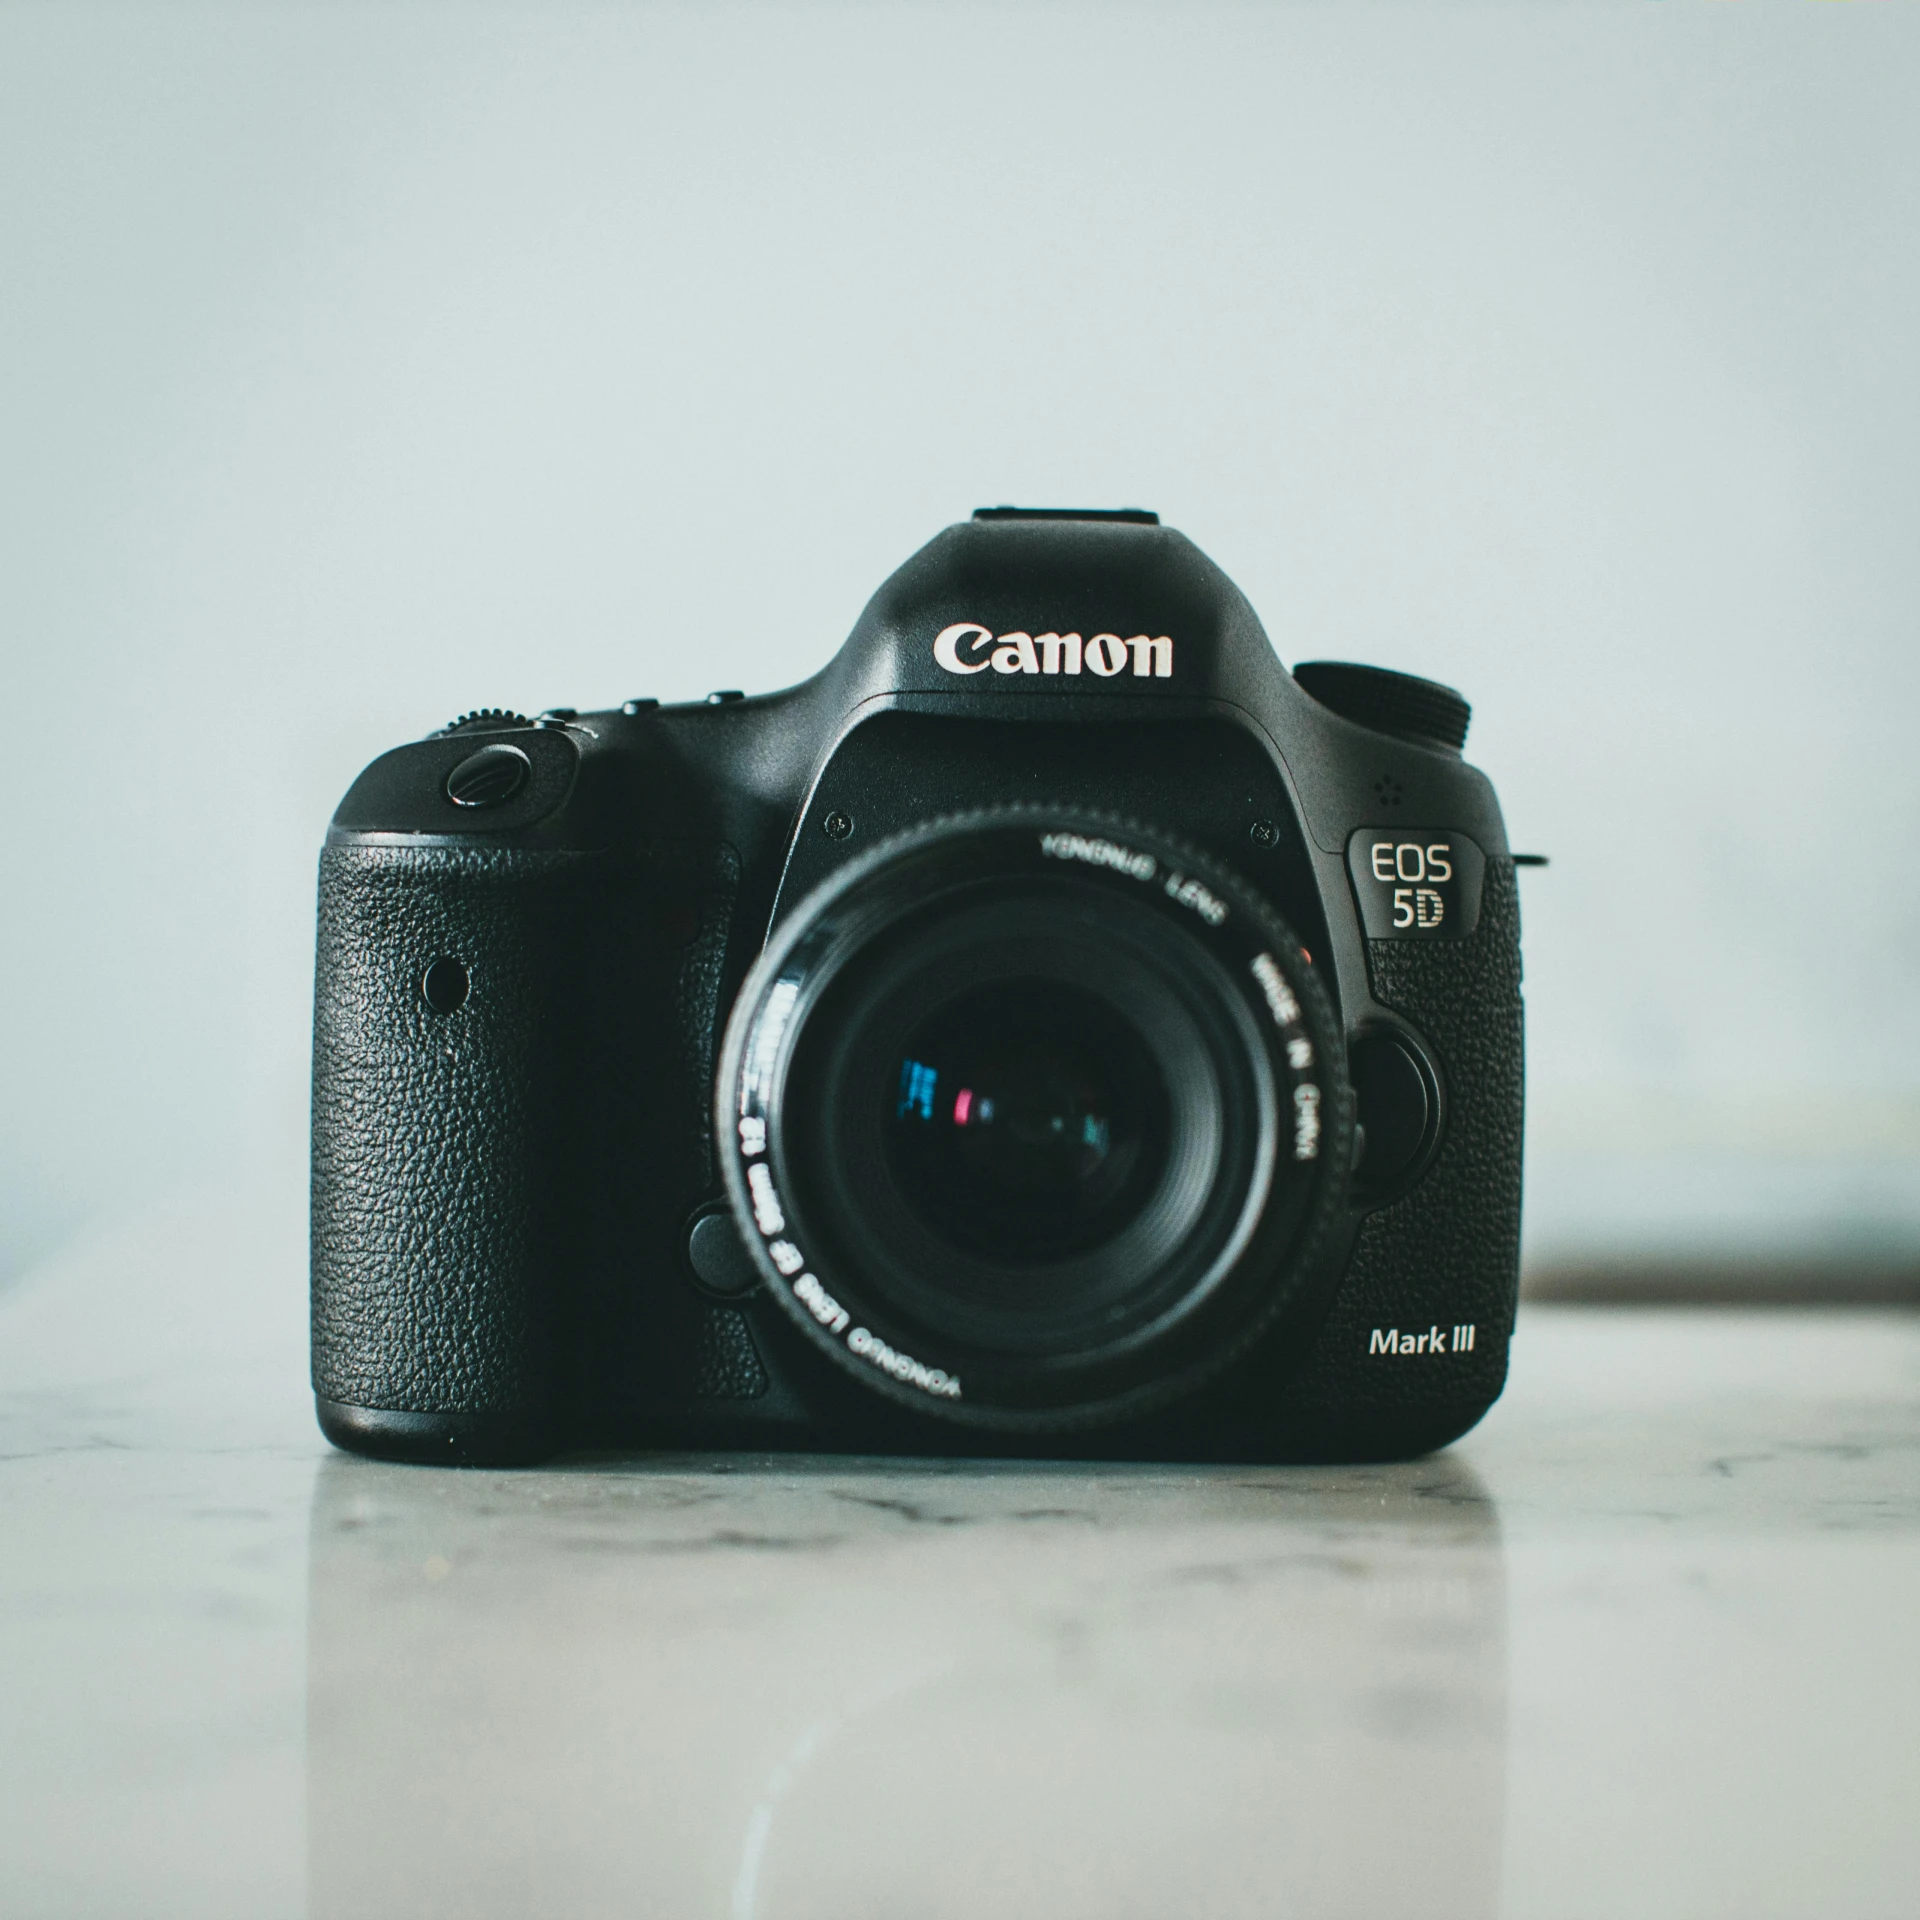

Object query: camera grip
[310,843,587,1462]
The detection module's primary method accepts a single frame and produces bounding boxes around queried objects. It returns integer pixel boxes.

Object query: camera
[311,509,1525,1465]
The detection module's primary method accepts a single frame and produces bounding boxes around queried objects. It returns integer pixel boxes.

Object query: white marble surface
[2,1194,1917,1918]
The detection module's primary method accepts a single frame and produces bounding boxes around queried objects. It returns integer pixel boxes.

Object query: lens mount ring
[716,808,1353,1432]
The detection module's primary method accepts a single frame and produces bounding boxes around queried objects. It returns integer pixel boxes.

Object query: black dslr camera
[311,510,1526,1466]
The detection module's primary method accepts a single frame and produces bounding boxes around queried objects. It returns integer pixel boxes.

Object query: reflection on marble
[0,1195,1917,1917]
[308,1457,1504,1920]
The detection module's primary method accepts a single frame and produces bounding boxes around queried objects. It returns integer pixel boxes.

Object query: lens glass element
[784,885,1253,1360]
[885,980,1171,1265]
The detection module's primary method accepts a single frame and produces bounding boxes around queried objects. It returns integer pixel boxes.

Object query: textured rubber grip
[1275,859,1525,1451]
[310,843,589,1422]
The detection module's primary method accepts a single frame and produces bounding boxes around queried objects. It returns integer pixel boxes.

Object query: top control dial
[1292,663,1470,754]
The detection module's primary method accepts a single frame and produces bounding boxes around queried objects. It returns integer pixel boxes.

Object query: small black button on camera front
[421,956,470,1014]
[622,697,660,715]
[685,1208,761,1298]
[1351,1027,1440,1190]
[706,689,745,705]
[1294,662,1471,754]
[445,743,532,808]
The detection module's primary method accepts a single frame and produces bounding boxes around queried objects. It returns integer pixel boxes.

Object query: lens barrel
[717,811,1351,1431]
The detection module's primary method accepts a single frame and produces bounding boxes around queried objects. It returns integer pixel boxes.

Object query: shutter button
[446,743,532,808]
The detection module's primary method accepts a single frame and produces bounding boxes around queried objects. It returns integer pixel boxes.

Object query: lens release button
[1352,1029,1437,1188]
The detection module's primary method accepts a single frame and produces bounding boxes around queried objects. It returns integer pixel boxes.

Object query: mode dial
[437,709,530,736]
[1292,662,1471,754]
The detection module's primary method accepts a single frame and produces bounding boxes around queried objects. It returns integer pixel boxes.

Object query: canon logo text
[933,622,1173,680]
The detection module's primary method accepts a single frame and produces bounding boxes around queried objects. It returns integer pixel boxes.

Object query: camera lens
[790,894,1250,1366]
[885,979,1169,1266]
[720,812,1350,1429]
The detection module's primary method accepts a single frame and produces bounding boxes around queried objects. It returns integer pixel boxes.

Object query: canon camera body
[311,510,1525,1465]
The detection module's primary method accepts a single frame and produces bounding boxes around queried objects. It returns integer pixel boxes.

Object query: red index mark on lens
[953,1088,973,1126]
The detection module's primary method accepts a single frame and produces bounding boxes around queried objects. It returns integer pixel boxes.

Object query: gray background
[3,0,1917,1291]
